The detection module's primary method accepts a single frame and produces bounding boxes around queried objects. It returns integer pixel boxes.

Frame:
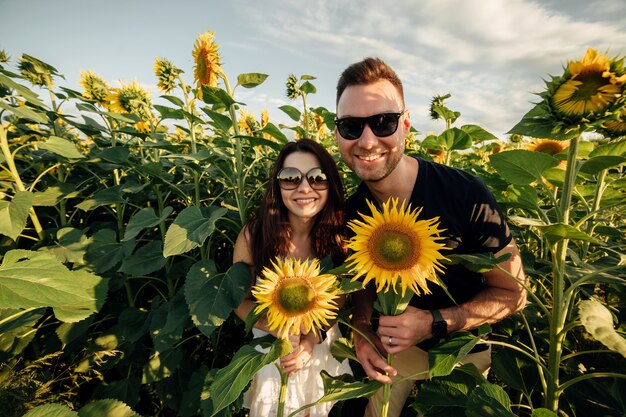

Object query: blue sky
[2,0,626,139]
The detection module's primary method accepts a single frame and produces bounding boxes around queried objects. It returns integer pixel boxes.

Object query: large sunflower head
[18,54,57,87]
[79,70,111,107]
[193,31,222,97]
[237,108,260,136]
[252,258,339,339]
[154,57,182,94]
[551,48,626,121]
[107,81,155,132]
[345,197,449,296]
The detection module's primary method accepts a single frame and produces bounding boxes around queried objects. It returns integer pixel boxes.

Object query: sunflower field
[0,31,625,417]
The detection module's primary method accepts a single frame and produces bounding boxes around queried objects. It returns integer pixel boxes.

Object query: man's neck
[364,155,418,205]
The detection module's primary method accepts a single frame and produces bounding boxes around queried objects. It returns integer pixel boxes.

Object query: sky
[2,0,626,139]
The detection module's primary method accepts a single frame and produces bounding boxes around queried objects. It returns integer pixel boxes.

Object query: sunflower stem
[380,353,393,417]
[277,366,289,417]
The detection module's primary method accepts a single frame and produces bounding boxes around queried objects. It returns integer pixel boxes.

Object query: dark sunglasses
[334,111,405,140]
[276,167,328,190]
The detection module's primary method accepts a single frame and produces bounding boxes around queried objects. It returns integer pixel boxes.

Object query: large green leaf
[123,206,173,241]
[23,403,78,417]
[119,240,166,275]
[201,107,233,132]
[199,85,235,107]
[439,127,472,151]
[258,122,289,143]
[506,184,540,211]
[142,348,182,384]
[589,138,626,157]
[279,105,301,122]
[40,227,90,264]
[413,364,485,412]
[330,337,358,362]
[0,250,108,323]
[0,307,45,357]
[237,73,269,88]
[579,155,625,175]
[531,410,558,417]
[536,223,602,245]
[446,253,511,274]
[489,150,559,185]
[150,291,190,352]
[492,347,540,394]
[76,186,126,211]
[465,383,515,417]
[163,206,227,257]
[40,135,86,159]
[300,80,316,94]
[429,329,488,377]
[85,228,135,274]
[77,399,142,417]
[0,190,34,240]
[32,183,77,206]
[204,337,290,417]
[185,260,250,338]
[0,100,48,123]
[461,124,498,142]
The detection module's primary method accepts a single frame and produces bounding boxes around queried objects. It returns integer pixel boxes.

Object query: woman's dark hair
[247,139,346,275]
[336,57,404,106]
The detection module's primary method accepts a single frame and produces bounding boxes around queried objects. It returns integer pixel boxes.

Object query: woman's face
[278,151,329,222]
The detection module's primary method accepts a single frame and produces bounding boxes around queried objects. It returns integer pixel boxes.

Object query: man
[333,57,526,417]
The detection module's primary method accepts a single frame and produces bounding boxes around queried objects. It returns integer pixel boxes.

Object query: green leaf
[589,138,626,157]
[330,337,358,362]
[85,228,135,274]
[317,371,381,402]
[439,127,472,151]
[0,100,48,123]
[150,291,190,352]
[536,223,602,245]
[76,186,126,211]
[78,399,142,417]
[40,227,90,264]
[163,206,227,257]
[446,253,511,274]
[461,124,498,142]
[142,348,182,384]
[531,409,559,417]
[489,150,559,185]
[279,105,301,122]
[0,307,45,356]
[205,338,290,416]
[300,80,317,95]
[32,183,77,206]
[506,184,539,211]
[160,95,185,107]
[124,206,173,241]
[201,107,233,132]
[258,122,289,143]
[337,276,365,294]
[185,260,250,338]
[413,364,485,411]
[237,73,269,88]
[200,85,235,107]
[119,240,166,275]
[465,383,515,417]
[429,331,486,377]
[0,250,108,323]
[40,135,86,159]
[0,72,44,104]
[23,403,78,417]
[0,190,34,240]
[492,347,540,395]
[507,104,580,140]
[579,155,625,175]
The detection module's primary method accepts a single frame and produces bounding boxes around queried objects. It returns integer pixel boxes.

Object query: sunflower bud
[154,57,182,94]
[80,70,111,107]
[286,74,301,99]
[18,54,54,87]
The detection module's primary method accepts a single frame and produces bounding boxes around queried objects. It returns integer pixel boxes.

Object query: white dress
[243,323,353,417]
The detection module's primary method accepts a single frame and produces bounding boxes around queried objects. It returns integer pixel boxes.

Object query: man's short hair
[336,57,404,106]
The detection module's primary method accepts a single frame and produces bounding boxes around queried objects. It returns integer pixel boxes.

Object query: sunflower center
[571,72,609,101]
[276,278,315,314]
[369,225,419,270]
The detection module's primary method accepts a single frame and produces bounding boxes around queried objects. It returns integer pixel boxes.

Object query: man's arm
[376,239,526,353]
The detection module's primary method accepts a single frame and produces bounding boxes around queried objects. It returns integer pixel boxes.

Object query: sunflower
[107,81,155,132]
[79,70,111,107]
[252,258,339,339]
[154,57,182,94]
[602,107,626,137]
[346,197,448,296]
[237,108,259,136]
[552,48,626,119]
[192,31,222,97]
[526,138,568,169]
[286,74,301,99]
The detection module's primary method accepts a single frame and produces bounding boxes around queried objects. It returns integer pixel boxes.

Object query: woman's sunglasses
[276,167,328,191]
[334,111,404,140]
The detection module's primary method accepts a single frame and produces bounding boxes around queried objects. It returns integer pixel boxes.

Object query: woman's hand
[279,333,315,376]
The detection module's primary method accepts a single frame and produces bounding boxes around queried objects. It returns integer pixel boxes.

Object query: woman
[233,139,352,417]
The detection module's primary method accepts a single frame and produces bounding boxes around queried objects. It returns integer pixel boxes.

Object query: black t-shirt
[346,157,512,311]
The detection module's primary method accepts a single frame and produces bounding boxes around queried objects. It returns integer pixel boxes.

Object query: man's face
[335,79,408,183]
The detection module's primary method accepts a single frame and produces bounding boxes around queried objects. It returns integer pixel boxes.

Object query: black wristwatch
[430,309,447,340]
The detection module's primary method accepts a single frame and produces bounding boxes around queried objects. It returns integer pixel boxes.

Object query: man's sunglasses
[334,111,404,140]
[276,167,328,190]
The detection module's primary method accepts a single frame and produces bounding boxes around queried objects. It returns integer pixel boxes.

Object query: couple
[233,58,527,417]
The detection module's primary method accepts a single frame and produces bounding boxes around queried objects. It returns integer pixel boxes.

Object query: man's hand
[376,306,432,354]
[353,322,397,384]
